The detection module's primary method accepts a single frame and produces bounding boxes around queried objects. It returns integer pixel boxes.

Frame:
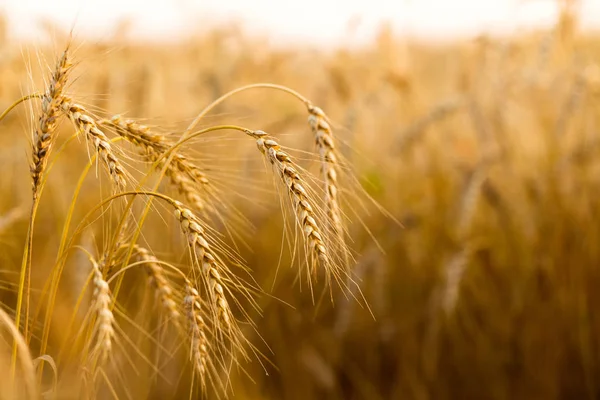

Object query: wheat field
[0,3,599,399]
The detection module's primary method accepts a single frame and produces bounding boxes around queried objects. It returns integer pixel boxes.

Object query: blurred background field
[1,1,600,399]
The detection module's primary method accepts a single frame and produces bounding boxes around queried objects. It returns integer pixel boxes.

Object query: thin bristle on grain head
[90,259,115,365]
[307,105,343,235]
[100,115,209,210]
[183,279,209,389]
[31,48,73,197]
[249,130,334,284]
[61,99,127,189]
[172,201,234,334]
[129,244,180,323]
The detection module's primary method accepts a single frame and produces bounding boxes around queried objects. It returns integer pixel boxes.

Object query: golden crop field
[0,3,599,399]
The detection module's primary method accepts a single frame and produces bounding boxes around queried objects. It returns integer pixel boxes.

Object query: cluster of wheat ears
[0,43,373,399]
[2,3,598,397]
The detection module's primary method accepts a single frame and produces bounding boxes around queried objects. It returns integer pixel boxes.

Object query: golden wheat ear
[128,244,181,323]
[61,99,127,190]
[173,202,235,332]
[170,199,258,395]
[307,105,343,236]
[89,258,116,367]
[99,116,210,211]
[183,279,210,390]
[31,48,72,198]
[306,104,365,284]
[245,129,351,290]
[128,245,212,390]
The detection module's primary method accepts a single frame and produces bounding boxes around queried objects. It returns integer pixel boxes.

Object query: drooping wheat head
[307,105,343,236]
[100,115,209,211]
[129,244,181,323]
[183,279,210,390]
[246,129,343,287]
[61,99,127,189]
[172,201,237,337]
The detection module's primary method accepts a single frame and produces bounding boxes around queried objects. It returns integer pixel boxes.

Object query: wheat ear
[31,49,72,197]
[307,105,343,235]
[183,279,209,389]
[90,259,115,365]
[248,130,333,283]
[128,244,213,389]
[129,244,180,323]
[100,116,209,210]
[61,99,127,189]
[173,201,234,333]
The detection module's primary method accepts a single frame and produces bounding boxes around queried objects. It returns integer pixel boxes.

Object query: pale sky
[1,0,599,45]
